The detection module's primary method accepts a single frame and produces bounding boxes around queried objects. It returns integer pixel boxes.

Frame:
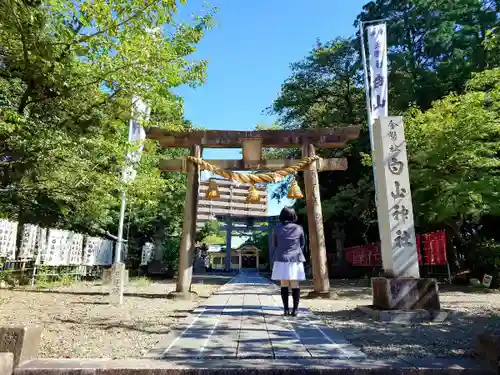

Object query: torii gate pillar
[302,143,331,297]
[175,145,201,296]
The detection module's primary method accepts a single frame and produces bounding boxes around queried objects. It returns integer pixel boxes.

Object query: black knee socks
[280,287,289,314]
[291,288,300,316]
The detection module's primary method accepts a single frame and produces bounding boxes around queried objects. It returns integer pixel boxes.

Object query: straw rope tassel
[186,155,320,183]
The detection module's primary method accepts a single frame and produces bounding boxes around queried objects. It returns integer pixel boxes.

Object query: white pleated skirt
[271,261,306,281]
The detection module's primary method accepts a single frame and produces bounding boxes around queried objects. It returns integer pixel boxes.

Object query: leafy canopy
[406,68,500,225]
[0,0,214,255]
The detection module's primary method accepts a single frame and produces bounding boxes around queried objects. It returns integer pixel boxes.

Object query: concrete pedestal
[0,326,41,367]
[109,262,126,305]
[371,277,440,311]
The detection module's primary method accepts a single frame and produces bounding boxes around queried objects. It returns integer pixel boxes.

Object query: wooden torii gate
[146,127,360,297]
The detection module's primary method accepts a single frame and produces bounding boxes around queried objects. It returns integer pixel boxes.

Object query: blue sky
[175,0,367,215]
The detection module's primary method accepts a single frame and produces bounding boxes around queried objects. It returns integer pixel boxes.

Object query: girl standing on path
[271,207,306,317]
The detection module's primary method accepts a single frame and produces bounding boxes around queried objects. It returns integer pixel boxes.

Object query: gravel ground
[0,274,231,359]
[2,274,499,360]
[302,279,500,359]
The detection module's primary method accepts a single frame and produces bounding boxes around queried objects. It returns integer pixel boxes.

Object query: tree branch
[93,227,128,242]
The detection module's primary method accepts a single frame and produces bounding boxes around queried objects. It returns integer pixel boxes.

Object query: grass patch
[129,276,152,287]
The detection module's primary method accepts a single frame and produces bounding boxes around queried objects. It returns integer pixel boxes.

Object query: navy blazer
[271,222,306,263]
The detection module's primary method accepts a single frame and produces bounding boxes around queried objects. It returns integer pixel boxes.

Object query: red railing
[341,231,447,267]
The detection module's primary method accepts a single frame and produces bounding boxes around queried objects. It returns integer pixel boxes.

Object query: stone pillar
[371,117,440,311]
[373,117,419,278]
[256,253,259,270]
[176,145,201,295]
[225,218,232,271]
[239,253,242,269]
[109,262,127,305]
[302,143,330,296]
[104,267,129,286]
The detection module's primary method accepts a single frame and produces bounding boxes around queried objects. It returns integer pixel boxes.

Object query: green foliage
[162,236,181,276]
[202,234,226,245]
[266,38,369,204]
[33,267,77,288]
[269,0,500,270]
[130,276,152,287]
[322,175,376,227]
[406,68,500,225]
[0,0,214,116]
[471,238,500,270]
[0,262,15,285]
[269,37,364,130]
[196,220,225,244]
[0,0,214,261]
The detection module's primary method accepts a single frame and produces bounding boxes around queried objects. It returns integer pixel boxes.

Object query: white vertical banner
[140,242,154,266]
[60,231,72,265]
[45,229,66,266]
[367,23,388,123]
[83,236,98,266]
[122,96,150,183]
[0,220,18,260]
[19,224,38,259]
[35,227,47,265]
[67,232,84,265]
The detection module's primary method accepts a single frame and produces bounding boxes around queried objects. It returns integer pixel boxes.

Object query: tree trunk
[445,219,464,269]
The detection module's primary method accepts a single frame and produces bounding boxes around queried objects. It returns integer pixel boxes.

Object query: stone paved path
[146,271,366,360]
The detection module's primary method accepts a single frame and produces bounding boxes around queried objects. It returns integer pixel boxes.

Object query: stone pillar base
[371,277,440,311]
[109,262,126,305]
[0,326,41,367]
[306,290,336,299]
[166,291,198,301]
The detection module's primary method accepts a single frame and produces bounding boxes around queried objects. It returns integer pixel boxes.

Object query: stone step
[14,357,495,375]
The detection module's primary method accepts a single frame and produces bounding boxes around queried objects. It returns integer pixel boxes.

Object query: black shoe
[290,309,297,317]
[284,309,290,316]
[280,287,289,316]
